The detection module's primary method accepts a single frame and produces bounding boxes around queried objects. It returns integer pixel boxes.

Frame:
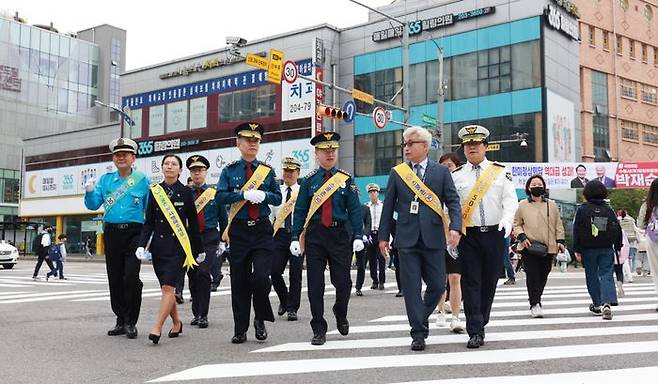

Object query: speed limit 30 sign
[283,60,298,84]
[372,106,388,129]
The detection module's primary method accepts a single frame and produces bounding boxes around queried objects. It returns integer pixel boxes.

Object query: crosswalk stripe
[492,296,655,308]
[494,283,655,293]
[328,313,658,335]
[0,287,163,303]
[147,340,658,382]
[0,291,28,296]
[491,290,656,301]
[254,325,658,353]
[495,286,656,296]
[386,366,658,384]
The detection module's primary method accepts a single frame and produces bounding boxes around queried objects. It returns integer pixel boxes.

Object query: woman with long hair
[137,154,203,344]
[636,178,658,311]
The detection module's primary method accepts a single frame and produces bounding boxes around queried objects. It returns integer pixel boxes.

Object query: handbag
[523,197,550,257]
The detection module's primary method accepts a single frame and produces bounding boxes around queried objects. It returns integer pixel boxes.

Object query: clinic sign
[372,6,495,42]
[545,2,580,41]
[158,52,267,80]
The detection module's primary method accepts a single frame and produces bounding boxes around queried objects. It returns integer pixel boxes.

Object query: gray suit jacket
[378,160,462,250]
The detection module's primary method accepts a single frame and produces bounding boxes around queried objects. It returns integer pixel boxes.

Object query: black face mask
[529,186,545,197]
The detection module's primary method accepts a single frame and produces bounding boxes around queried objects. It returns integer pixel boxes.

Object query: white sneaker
[449,317,464,333]
[435,312,447,327]
[443,302,452,314]
[530,304,543,318]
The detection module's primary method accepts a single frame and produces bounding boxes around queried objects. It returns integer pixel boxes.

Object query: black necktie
[284,186,292,230]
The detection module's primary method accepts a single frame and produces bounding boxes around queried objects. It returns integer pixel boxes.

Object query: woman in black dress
[137,154,203,344]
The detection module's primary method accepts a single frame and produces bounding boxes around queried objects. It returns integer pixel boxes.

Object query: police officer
[84,138,149,339]
[290,132,364,346]
[270,156,302,321]
[364,183,386,290]
[217,122,282,344]
[186,155,228,328]
[452,125,518,349]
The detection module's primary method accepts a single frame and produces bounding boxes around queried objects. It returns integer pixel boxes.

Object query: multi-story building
[575,0,658,161]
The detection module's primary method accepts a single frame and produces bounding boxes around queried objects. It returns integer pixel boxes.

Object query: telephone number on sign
[289,102,313,113]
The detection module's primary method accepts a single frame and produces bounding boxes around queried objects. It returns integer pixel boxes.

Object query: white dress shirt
[451,158,518,227]
[271,183,300,229]
[367,200,383,231]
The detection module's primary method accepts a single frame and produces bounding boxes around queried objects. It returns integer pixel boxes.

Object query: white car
[0,240,19,269]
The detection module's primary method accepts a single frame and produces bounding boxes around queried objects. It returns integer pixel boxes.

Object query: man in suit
[379,126,462,351]
[595,165,616,188]
[570,164,588,188]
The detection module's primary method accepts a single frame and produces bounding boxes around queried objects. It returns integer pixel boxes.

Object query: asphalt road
[2,259,658,384]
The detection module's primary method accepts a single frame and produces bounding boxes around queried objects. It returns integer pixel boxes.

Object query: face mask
[530,186,545,197]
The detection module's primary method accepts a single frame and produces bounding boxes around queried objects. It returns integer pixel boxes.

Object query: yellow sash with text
[195,187,216,214]
[300,171,350,253]
[272,190,299,236]
[393,163,449,239]
[151,184,198,271]
[222,164,271,242]
[461,164,504,233]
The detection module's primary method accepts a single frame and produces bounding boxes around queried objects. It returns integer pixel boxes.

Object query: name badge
[410,201,419,215]
[174,202,184,207]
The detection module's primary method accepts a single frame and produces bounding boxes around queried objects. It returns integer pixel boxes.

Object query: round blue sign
[342,100,356,123]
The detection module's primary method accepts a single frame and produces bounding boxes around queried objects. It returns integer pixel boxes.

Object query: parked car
[0,240,19,269]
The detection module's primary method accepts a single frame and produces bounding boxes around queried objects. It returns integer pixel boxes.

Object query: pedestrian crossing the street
[148,274,658,383]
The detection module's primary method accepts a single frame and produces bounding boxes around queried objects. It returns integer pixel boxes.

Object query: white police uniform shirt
[367,200,383,231]
[451,158,518,227]
[271,183,300,229]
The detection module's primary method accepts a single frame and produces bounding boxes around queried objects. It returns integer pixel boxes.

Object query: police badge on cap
[282,156,302,170]
[109,138,138,154]
[310,132,341,149]
[234,122,264,139]
[186,155,210,170]
[366,183,380,192]
[458,125,490,144]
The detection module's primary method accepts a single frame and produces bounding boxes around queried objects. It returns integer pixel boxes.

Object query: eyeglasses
[400,140,425,148]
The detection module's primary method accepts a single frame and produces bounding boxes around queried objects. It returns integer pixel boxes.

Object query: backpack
[48,243,62,261]
[645,208,658,243]
[577,203,619,249]
[32,233,45,254]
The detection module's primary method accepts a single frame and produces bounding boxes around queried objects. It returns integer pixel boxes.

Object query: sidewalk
[21,253,106,263]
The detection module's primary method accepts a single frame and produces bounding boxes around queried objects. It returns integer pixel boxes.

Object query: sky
[2,0,393,70]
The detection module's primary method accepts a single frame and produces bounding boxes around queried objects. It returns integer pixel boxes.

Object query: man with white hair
[379,126,462,351]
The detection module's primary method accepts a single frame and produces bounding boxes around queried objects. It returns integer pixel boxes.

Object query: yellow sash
[461,164,504,233]
[272,190,299,236]
[393,163,449,239]
[194,187,216,214]
[221,164,271,242]
[150,184,198,271]
[299,171,350,253]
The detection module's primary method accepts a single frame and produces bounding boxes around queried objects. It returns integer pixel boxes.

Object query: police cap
[282,156,302,170]
[186,155,210,170]
[234,122,264,140]
[311,131,340,149]
[458,125,490,144]
[366,183,380,192]
[109,138,138,154]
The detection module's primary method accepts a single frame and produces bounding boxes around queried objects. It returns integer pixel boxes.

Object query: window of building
[589,26,596,46]
[452,52,478,100]
[621,78,637,99]
[354,68,403,113]
[593,115,610,161]
[629,39,636,59]
[149,105,165,136]
[603,31,610,51]
[644,5,654,21]
[643,124,658,145]
[1,172,19,204]
[128,109,142,138]
[654,46,658,66]
[616,35,623,55]
[591,70,610,161]
[189,97,207,129]
[478,46,512,96]
[166,100,188,133]
[511,40,541,91]
[642,43,648,62]
[354,130,403,176]
[110,38,121,108]
[591,71,609,114]
[641,84,657,104]
[621,120,639,141]
[218,84,276,122]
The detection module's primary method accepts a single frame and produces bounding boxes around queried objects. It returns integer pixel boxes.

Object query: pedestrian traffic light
[317,104,348,121]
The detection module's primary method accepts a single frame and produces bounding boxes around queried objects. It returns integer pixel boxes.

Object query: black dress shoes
[148,333,160,345]
[396,291,403,297]
[190,317,199,326]
[355,290,363,296]
[277,303,287,316]
[311,334,326,345]
[168,322,183,338]
[411,337,426,351]
[198,317,208,328]
[231,333,247,344]
[370,283,378,290]
[107,324,126,336]
[125,325,138,339]
[333,307,349,336]
[287,311,298,321]
[378,283,385,290]
[254,319,268,341]
[467,334,484,349]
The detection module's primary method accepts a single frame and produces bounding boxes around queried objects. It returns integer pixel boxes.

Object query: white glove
[135,246,146,260]
[498,220,512,239]
[84,177,96,193]
[196,252,206,263]
[353,239,365,252]
[243,189,265,204]
[362,235,369,244]
[252,190,266,203]
[290,241,301,257]
[217,241,227,256]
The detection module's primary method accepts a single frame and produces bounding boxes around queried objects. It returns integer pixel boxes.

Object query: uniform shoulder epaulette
[337,168,352,177]
[304,168,319,179]
[451,165,464,173]
[226,160,240,167]
[492,162,505,168]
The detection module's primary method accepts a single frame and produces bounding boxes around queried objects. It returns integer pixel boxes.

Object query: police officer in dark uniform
[217,122,282,344]
[290,132,364,346]
[186,155,228,328]
[84,138,149,339]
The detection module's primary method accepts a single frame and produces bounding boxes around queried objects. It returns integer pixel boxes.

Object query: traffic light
[317,104,349,121]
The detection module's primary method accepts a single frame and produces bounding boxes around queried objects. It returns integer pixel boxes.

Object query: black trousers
[458,228,505,337]
[189,229,219,318]
[392,248,401,292]
[228,220,275,335]
[367,237,386,285]
[305,223,352,335]
[522,250,554,308]
[271,230,302,313]
[104,225,143,326]
[355,249,367,290]
[32,250,55,278]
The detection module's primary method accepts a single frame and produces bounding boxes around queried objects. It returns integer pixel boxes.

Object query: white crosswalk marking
[148,274,658,383]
